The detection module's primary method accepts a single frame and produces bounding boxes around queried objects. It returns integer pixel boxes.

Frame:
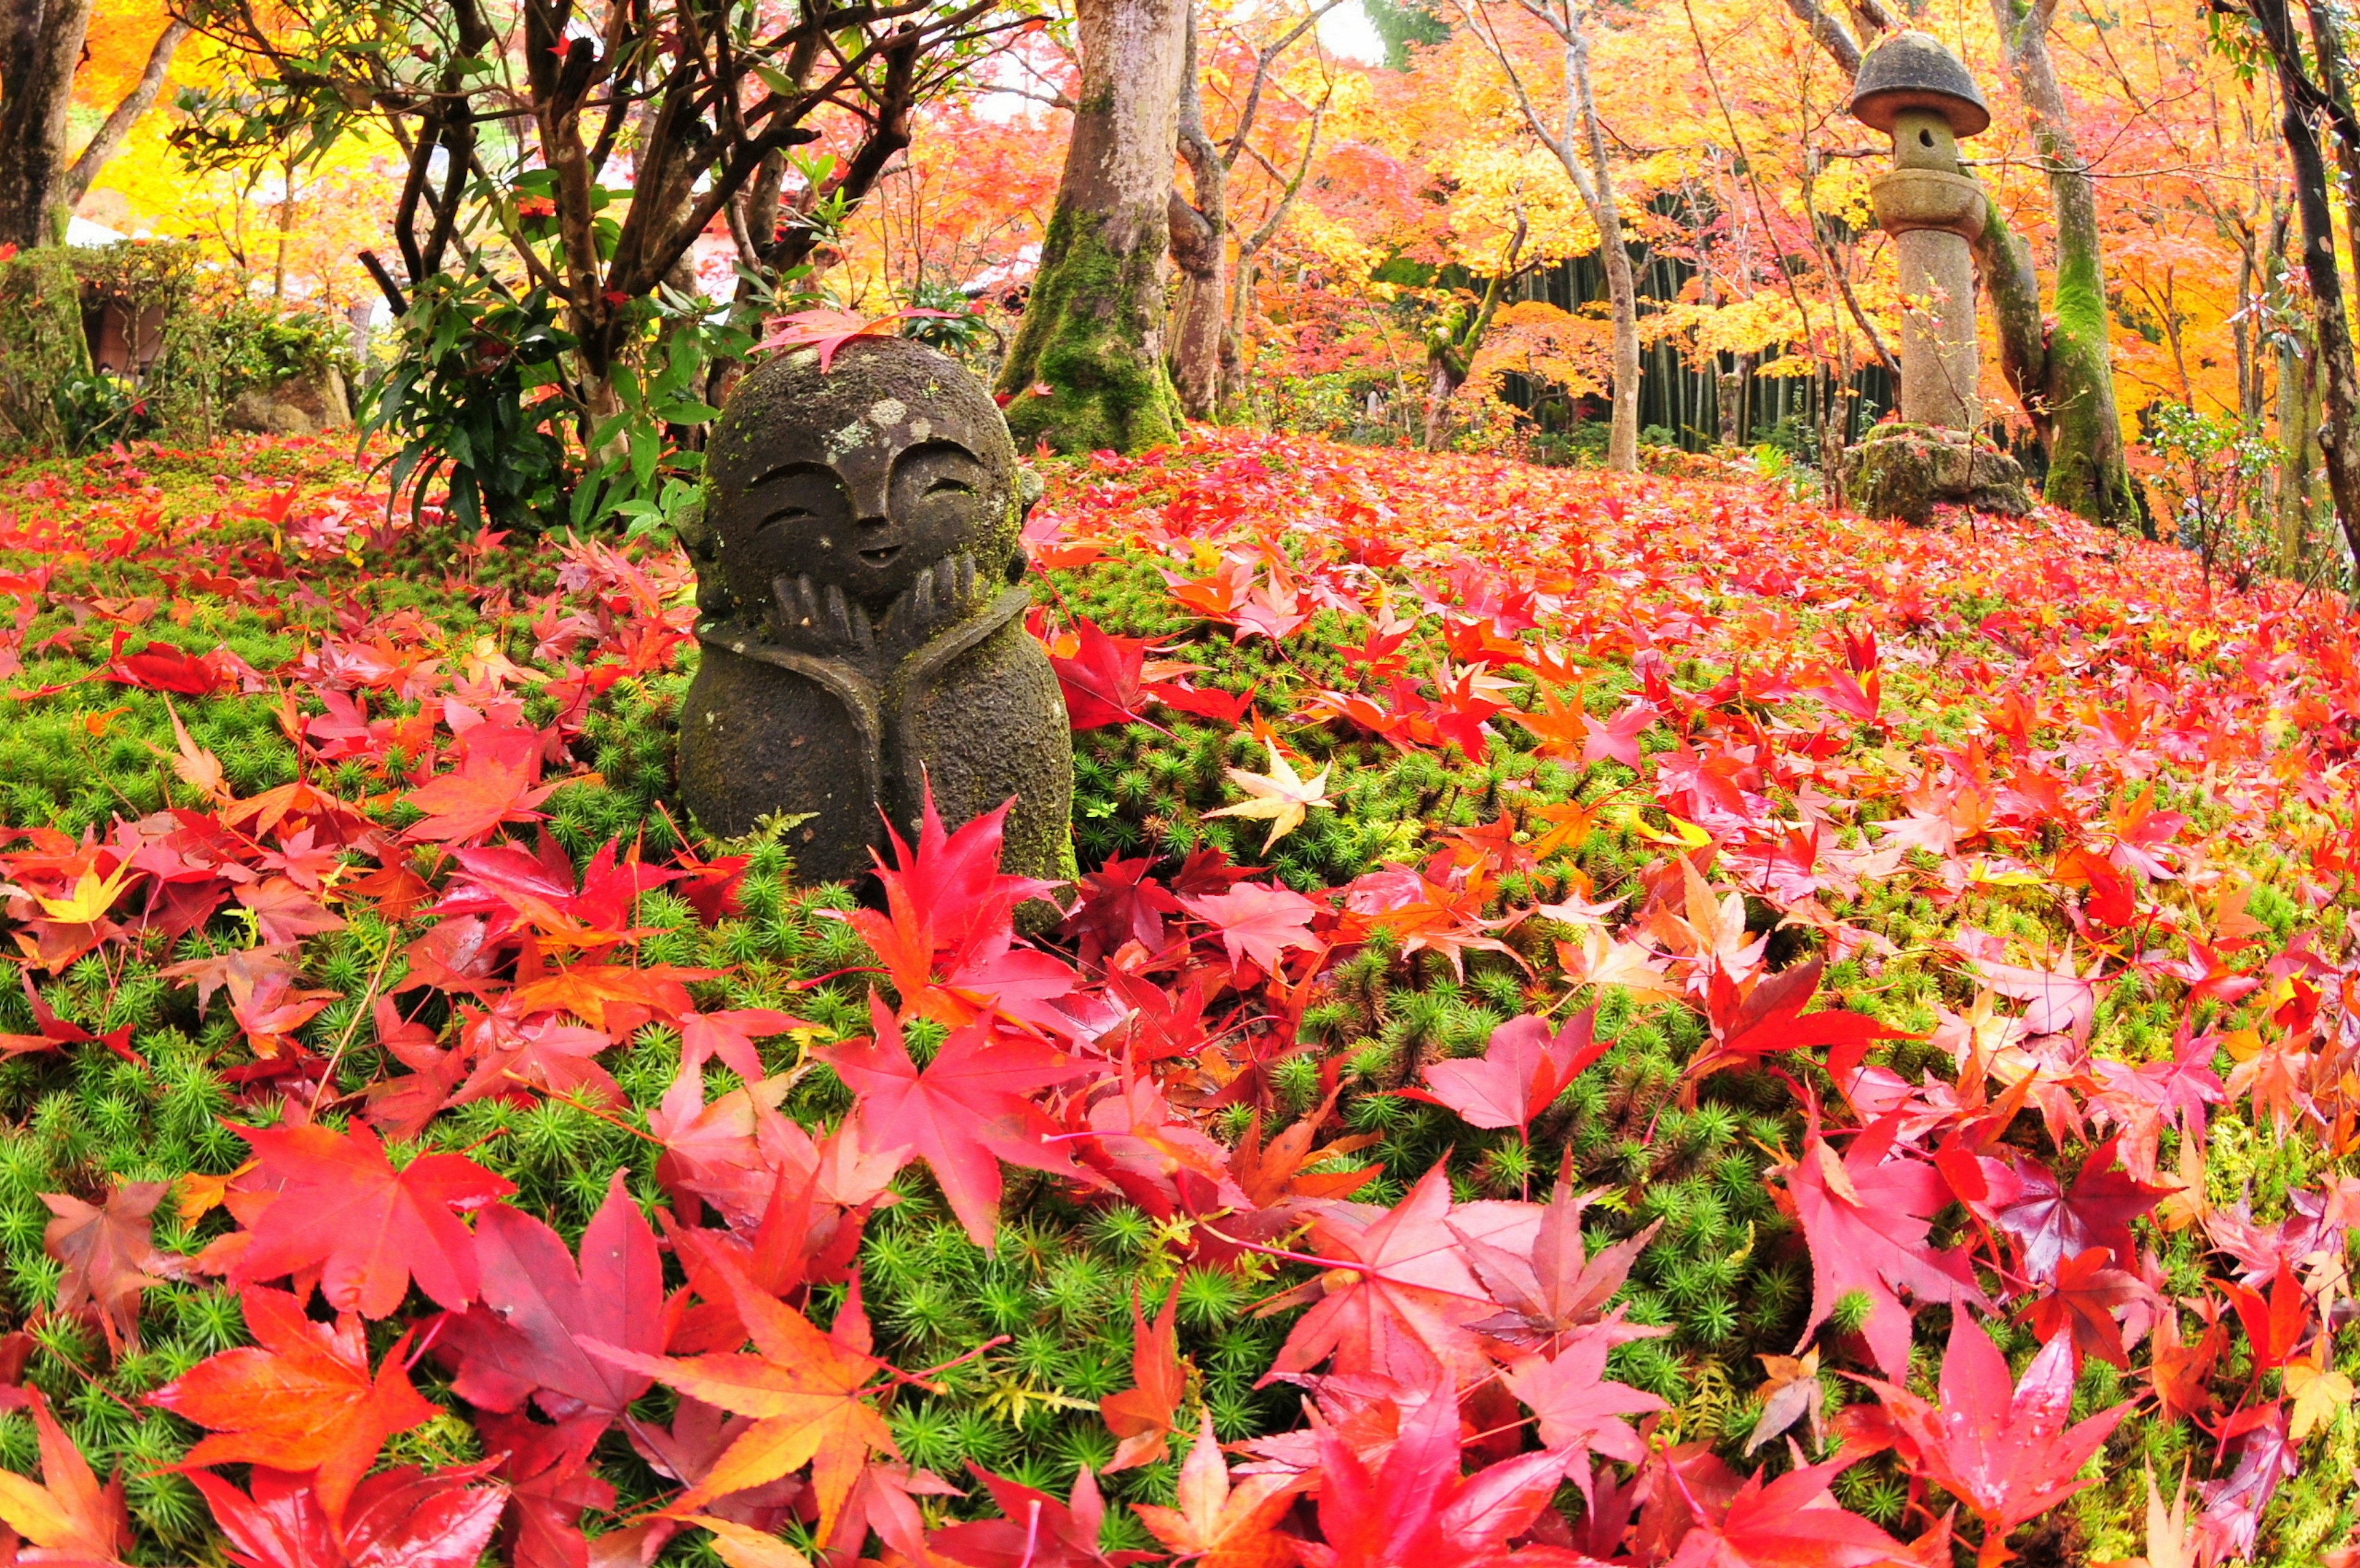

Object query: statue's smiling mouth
[858,544,903,567]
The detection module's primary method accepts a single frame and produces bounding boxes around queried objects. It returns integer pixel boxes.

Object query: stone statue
[1839,32,2030,524]
[675,336,1075,887]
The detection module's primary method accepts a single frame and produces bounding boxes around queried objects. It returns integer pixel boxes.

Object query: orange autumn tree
[0,0,189,246]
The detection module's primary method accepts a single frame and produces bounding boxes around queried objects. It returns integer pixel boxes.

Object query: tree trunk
[1168,7,1227,418]
[2278,332,2320,578]
[1990,0,2141,530]
[1565,17,1640,472]
[2254,0,2360,574]
[996,0,1189,453]
[0,0,96,248]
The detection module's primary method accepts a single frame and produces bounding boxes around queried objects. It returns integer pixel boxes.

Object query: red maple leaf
[679,1008,810,1081]
[2020,1245,2147,1370]
[1502,1325,1666,1480]
[1689,958,1913,1083]
[43,1177,179,1354]
[1099,1282,1183,1472]
[108,632,224,695]
[930,1465,1144,1568]
[186,1462,507,1568]
[1978,1135,2168,1284]
[230,1121,516,1318]
[1401,1008,1610,1134]
[1781,1115,1989,1381]
[439,1170,671,1424]
[2223,1258,2313,1371]
[819,993,1085,1247]
[1291,1387,1589,1568]
[827,785,1069,1031]
[1261,1162,1500,1385]
[755,307,959,370]
[1178,882,1323,974]
[1452,1177,1662,1350]
[1853,1314,2130,1561]
[401,725,567,845]
[1047,616,1156,730]
[1060,855,1185,963]
[1661,1457,1911,1567]
[0,1388,133,1566]
[149,1287,442,1531]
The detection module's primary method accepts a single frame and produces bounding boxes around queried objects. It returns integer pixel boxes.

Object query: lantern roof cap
[1849,31,1991,137]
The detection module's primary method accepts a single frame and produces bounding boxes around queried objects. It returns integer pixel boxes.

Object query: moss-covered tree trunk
[1989,0,2141,530]
[997,0,1189,452]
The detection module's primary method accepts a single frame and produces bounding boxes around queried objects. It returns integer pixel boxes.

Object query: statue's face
[706,347,1021,622]
[728,438,998,609]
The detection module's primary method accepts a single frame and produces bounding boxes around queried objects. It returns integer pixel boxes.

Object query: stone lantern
[1839,31,2029,522]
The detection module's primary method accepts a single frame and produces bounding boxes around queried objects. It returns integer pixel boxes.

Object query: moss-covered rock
[1841,423,2032,525]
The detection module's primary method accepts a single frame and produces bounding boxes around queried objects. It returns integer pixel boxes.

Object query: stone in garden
[226,367,353,437]
[1843,423,2032,527]
[1839,31,2029,521]
[675,336,1074,888]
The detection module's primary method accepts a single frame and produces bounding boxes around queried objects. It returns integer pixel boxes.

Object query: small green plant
[2141,401,2278,589]
[50,371,157,454]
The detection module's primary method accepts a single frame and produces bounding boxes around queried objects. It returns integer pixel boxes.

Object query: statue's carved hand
[899,552,986,641]
[771,574,875,657]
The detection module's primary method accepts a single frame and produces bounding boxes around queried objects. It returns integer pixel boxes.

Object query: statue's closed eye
[925,476,974,496]
[763,506,816,527]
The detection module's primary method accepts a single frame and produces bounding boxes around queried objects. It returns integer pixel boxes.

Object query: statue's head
[704,336,1025,624]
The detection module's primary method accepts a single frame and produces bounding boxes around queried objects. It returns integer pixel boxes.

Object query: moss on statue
[997,208,1184,455]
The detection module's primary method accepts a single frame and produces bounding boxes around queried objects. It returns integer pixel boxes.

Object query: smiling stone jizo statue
[675,335,1074,886]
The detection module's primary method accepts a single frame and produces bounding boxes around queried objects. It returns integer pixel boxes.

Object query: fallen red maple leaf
[1178,882,1324,974]
[0,1388,133,1566]
[1853,1313,2130,1564]
[582,1242,895,1533]
[2223,1258,2312,1371]
[1453,1175,1661,1350]
[1130,1410,1297,1568]
[819,993,1085,1247]
[930,1464,1144,1568]
[1400,1007,1610,1134]
[1099,1282,1183,1472]
[2019,1245,2147,1370]
[230,1120,516,1318]
[1662,1456,1913,1567]
[44,1177,178,1354]
[1782,1114,1989,1381]
[108,632,223,696]
[439,1170,671,1424]
[401,724,568,845]
[149,1287,441,1531]
[825,786,1069,1032]
[1978,1135,2168,1284]
[1260,1162,1502,1386]
[1291,1384,1589,1568]
[1689,958,1913,1084]
[1047,616,1157,730]
[186,1461,507,1568]
[755,307,959,371]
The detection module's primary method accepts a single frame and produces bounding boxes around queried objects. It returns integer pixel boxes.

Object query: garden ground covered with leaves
[0,429,2356,1568]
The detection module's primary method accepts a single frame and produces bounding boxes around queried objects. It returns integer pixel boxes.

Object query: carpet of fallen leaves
[1,425,2359,1568]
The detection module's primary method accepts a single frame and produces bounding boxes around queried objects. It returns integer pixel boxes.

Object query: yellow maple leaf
[34,863,136,926]
[1203,740,1332,851]
[2286,1355,2352,1443]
